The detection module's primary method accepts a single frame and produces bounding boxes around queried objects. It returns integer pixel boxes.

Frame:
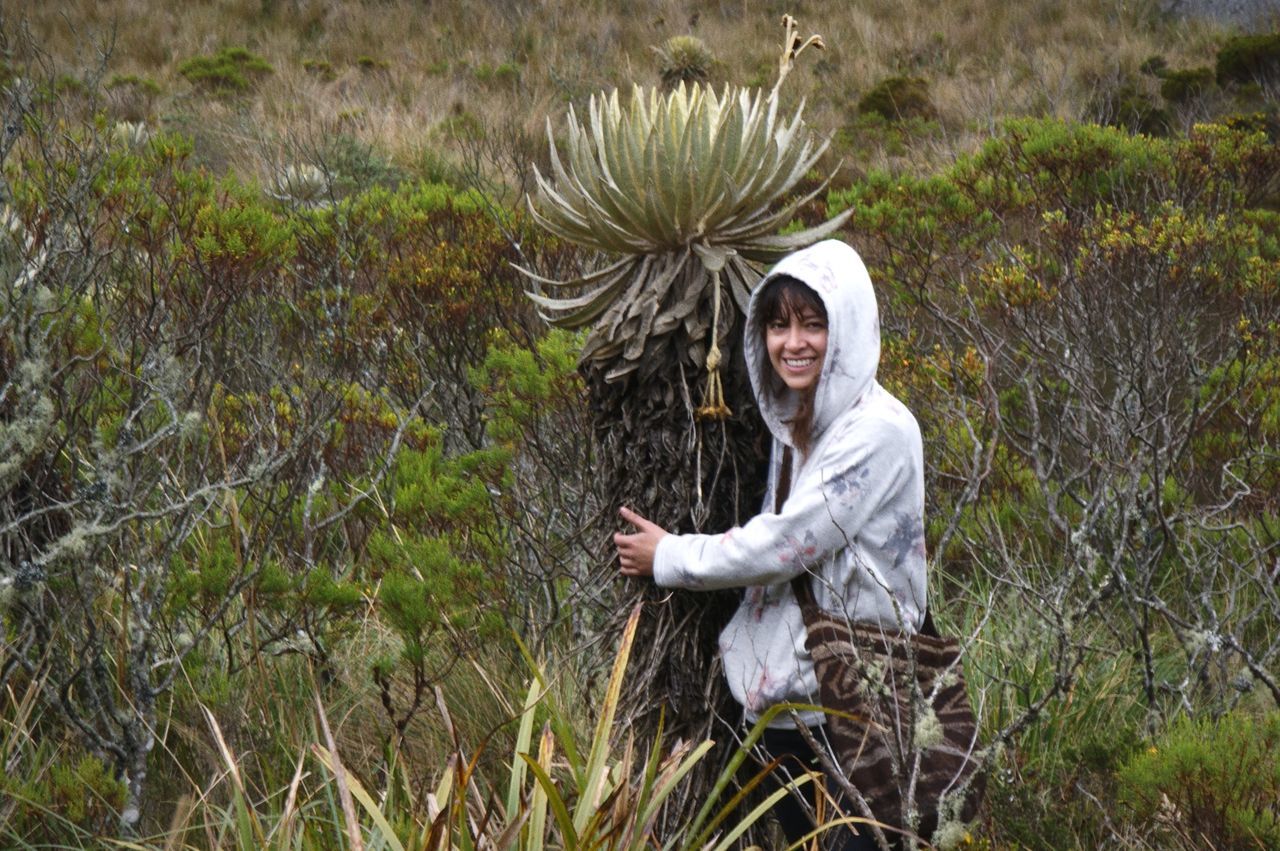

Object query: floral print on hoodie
[653,239,928,728]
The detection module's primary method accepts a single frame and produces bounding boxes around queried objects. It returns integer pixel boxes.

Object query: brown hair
[752,274,827,457]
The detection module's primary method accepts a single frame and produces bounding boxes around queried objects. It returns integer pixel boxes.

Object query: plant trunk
[586,308,769,821]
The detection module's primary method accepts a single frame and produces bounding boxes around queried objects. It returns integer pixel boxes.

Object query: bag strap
[777,444,938,636]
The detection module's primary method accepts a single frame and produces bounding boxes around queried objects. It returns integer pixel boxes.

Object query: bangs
[753,274,826,332]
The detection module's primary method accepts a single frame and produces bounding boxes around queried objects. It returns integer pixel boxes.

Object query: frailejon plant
[653,35,716,91]
[267,162,332,206]
[517,21,847,813]
[523,29,848,390]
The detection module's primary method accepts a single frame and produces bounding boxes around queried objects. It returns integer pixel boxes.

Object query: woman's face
[765,305,828,392]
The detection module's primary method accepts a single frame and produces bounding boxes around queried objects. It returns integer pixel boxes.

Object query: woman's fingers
[614,507,663,578]
[614,531,642,569]
[618,505,651,530]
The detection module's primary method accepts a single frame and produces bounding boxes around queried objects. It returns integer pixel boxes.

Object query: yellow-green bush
[832,117,1280,847]
[1118,711,1280,849]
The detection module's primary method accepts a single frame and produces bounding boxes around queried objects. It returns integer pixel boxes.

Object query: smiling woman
[761,275,829,393]
[615,239,931,849]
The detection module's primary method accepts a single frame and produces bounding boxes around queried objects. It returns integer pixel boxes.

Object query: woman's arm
[649,416,915,591]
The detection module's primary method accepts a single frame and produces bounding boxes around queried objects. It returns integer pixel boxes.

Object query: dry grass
[7,0,1238,184]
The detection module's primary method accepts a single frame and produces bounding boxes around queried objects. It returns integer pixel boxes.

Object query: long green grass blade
[506,677,547,824]
[679,703,825,849]
[525,725,555,851]
[634,738,715,838]
[706,781,809,851]
[522,752,577,849]
[314,745,406,851]
[574,603,642,835]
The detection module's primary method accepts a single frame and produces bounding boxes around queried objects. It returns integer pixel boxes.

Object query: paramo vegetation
[2,1,1280,849]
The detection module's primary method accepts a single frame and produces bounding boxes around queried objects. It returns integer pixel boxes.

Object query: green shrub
[471,328,585,447]
[107,73,161,96]
[1223,110,1280,142]
[979,629,1150,849]
[1216,33,1280,86]
[839,111,942,159]
[1092,78,1169,135]
[54,73,86,95]
[1160,67,1215,103]
[1118,711,1280,849]
[857,75,935,120]
[320,133,403,192]
[356,55,390,73]
[1,751,127,840]
[1140,54,1169,77]
[301,58,336,80]
[828,121,1280,847]
[178,46,274,93]
[474,61,520,87]
[1191,352,1280,513]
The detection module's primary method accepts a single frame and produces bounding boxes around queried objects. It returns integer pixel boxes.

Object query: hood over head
[744,239,880,446]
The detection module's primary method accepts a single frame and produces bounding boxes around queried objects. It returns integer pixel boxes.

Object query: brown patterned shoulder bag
[790,577,986,843]
[778,449,986,844]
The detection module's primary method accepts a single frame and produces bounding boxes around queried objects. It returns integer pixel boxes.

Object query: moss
[1216,33,1280,86]
[857,75,935,121]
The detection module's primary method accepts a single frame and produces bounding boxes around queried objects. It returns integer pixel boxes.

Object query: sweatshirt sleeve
[653,416,913,590]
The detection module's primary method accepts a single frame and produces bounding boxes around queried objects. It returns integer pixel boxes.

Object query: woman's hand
[614,506,668,578]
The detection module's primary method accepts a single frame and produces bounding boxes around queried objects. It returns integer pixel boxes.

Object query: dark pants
[760,725,880,851]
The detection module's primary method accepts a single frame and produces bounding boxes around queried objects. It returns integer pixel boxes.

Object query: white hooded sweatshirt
[652,239,928,728]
